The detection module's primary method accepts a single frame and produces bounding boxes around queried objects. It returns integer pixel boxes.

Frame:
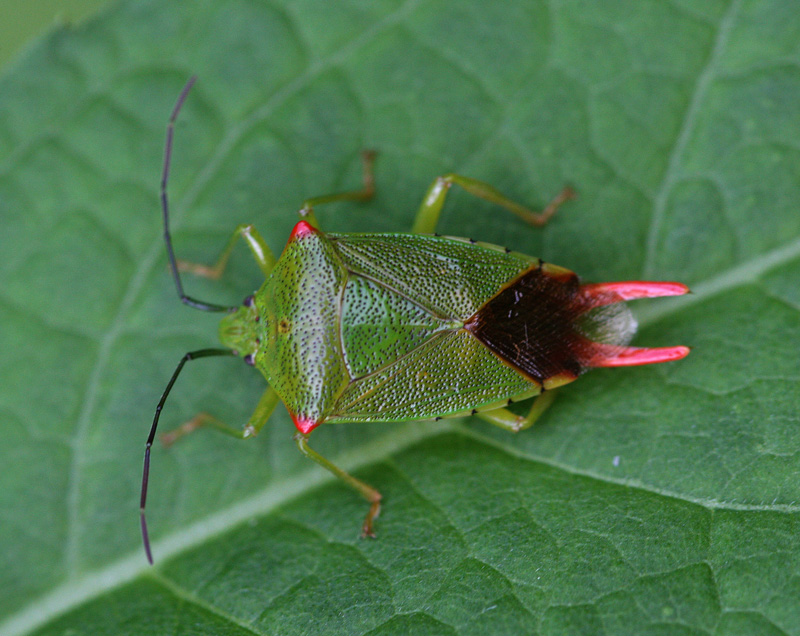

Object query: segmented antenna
[141,348,234,564]
[161,76,235,313]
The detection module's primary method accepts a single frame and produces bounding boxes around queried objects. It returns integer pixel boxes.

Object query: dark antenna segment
[141,348,234,564]
[161,75,235,313]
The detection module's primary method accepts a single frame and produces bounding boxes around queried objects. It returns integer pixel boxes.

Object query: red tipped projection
[288,220,317,241]
[291,412,321,434]
[579,281,689,308]
[584,344,691,368]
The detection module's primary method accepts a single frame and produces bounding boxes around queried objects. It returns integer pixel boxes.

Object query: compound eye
[244,353,256,366]
[243,294,255,307]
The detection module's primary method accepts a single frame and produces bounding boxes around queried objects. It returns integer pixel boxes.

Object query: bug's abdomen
[464,263,636,385]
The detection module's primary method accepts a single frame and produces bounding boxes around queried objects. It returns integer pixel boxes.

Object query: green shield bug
[141,78,689,563]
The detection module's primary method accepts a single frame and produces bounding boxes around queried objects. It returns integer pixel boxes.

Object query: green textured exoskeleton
[140,79,690,563]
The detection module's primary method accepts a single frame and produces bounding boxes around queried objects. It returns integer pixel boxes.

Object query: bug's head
[219,294,261,365]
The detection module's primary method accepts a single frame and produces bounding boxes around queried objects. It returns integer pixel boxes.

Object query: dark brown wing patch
[464,265,587,383]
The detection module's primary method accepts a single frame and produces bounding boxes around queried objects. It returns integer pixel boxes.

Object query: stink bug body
[141,78,690,563]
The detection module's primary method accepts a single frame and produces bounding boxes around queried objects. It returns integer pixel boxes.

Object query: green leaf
[2,0,800,634]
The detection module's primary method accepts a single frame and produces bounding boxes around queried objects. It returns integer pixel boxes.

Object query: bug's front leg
[178,223,276,280]
[161,386,281,445]
[294,433,382,537]
[298,150,376,230]
[411,174,575,234]
[477,390,557,433]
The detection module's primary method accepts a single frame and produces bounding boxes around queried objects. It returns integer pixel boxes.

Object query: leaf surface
[2,1,800,634]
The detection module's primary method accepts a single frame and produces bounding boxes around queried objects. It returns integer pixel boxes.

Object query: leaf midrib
[6,390,800,636]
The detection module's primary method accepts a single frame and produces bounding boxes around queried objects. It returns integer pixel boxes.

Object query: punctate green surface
[2,1,800,635]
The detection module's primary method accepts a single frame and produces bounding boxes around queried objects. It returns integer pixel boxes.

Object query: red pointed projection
[579,281,689,307]
[577,281,690,368]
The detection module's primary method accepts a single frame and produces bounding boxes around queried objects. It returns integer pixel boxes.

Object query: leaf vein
[148,570,264,635]
[642,0,743,278]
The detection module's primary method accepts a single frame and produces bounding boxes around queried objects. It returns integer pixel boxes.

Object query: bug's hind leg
[294,432,383,537]
[411,173,575,234]
[298,150,376,230]
[476,390,557,433]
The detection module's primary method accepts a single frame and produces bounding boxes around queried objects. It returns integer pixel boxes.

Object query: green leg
[477,390,557,433]
[299,150,376,229]
[178,223,276,279]
[161,386,281,445]
[294,432,382,537]
[411,173,575,234]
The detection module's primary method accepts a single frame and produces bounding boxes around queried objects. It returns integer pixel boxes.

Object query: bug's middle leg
[298,150,376,229]
[294,432,382,538]
[476,390,557,433]
[411,174,575,234]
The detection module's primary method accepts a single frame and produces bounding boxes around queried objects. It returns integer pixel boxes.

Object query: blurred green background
[0,0,108,69]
